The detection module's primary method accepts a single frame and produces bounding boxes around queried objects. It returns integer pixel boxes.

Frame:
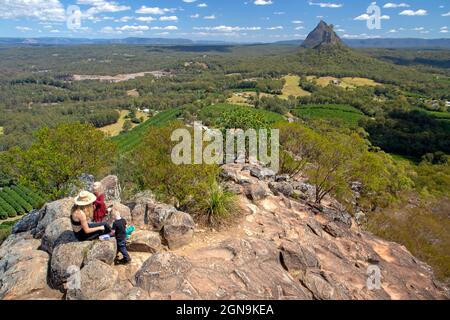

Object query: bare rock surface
[1,163,448,300]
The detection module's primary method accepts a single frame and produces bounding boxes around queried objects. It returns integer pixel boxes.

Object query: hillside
[0,163,448,300]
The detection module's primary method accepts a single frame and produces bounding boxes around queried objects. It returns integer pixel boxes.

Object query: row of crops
[112,108,183,154]
[0,185,45,220]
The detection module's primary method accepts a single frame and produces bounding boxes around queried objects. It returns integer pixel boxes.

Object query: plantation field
[281,75,311,99]
[200,103,284,128]
[227,92,253,106]
[0,185,45,220]
[0,127,3,136]
[227,91,275,106]
[293,104,366,127]
[100,110,149,137]
[424,110,450,121]
[112,108,183,154]
[0,220,16,245]
[342,77,380,87]
[306,76,380,88]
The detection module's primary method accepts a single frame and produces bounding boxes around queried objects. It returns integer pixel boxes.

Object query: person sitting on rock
[93,182,107,223]
[71,191,111,241]
[109,209,131,265]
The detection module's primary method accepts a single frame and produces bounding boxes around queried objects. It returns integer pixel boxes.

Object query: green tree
[4,122,116,199]
[121,122,224,220]
[122,120,133,132]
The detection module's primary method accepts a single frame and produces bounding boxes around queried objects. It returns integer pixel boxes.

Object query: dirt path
[0,216,22,226]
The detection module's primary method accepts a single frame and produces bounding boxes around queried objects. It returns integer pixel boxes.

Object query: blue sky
[0,0,449,41]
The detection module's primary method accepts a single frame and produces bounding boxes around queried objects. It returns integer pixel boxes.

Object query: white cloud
[78,0,130,20]
[292,20,303,24]
[443,11,450,17]
[150,26,178,30]
[135,16,156,22]
[399,9,427,16]
[194,26,261,32]
[0,0,66,22]
[100,26,117,33]
[412,27,424,31]
[354,14,390,20]
[16,26,32,32]
[308,2,343,8]
[204,15,216,19]
[116,25,149,31]
[254,0,273,5]
[160,16,178,21]
[266,26,283,30]
[190,14,200,18]
[383,3,410,9]
[136,6,176,15]
[197,3,208,8]
[182,0,197,2]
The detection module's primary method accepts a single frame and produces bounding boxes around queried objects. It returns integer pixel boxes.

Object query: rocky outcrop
[40,218,77,254]
[301,20,343,49]
[163,211,195,250]
[1,164,448,300]
[50,241,93,290]
[101,175,121,202]
[35,198,74,237]
[127,230,161,253]
[0,235,62,299]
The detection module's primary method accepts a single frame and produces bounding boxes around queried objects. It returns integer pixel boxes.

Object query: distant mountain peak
[301,20,343,49]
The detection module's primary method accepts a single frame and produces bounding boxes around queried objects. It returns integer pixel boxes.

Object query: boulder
[244,181,269,201]
[299,270,351,300]
[128,230,161,253]
[275,174,290,182]
[223,181,243,195]
[150,204,179,231]
[100,175,121,202]
[0,232,35,258]
[0,239,61,300]
[280,241,320,273]
[50,241,93,290]
[132,199,179,232]
[12,209,40,234]
[40,218,77,254]
[0,239,41,269]
[269,181,294,197]
[322,207,353,228]
[35,198,74,237]
[66,260,119,300]
[67,173,95,197]
[85,239,117,265]
[163,211,195,250]
[322,222,344,238]
[135,252,192,293]
[220,164,242,183]
[105,202,132,225]
[247,165,276,180]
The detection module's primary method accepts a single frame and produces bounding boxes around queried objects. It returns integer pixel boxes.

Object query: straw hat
[74,191,97,206]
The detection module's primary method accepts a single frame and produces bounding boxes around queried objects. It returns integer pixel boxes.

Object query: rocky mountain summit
[0,163,448,300]
[301,20,343,49]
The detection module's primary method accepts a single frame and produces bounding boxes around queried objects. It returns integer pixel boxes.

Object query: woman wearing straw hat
[71,190,111,241]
